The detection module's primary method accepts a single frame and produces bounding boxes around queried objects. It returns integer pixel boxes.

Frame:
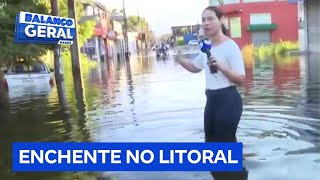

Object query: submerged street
[0,51,319,180]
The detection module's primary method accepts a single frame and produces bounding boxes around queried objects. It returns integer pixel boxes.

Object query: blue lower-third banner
[12,142,243,172]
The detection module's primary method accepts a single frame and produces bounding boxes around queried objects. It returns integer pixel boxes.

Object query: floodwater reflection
[0,51,319,180]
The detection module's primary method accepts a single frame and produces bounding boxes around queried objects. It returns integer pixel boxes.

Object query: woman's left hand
[208,57,226,72]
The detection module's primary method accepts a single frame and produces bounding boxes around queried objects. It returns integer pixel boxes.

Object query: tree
[56,0,95,48]
[148,30,156,44]
[127,15,149,32]
[127,15,152,49]
[0,0,51,67]
[180,27,189,34]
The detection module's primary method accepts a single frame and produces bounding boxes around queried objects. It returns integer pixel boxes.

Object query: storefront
[293,0,320,54]
[209,0,299,48]
[305,0,320,54]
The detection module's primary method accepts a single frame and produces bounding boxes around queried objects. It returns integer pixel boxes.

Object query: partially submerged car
[0,60,54,98]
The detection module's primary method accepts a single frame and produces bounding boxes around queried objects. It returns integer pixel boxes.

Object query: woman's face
[201,9,222,37]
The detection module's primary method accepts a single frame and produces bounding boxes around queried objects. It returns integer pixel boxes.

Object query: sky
[98,0,208,36]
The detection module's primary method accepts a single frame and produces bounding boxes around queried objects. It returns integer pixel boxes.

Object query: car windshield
[11,61,47,73]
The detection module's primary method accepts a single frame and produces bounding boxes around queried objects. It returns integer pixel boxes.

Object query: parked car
[0,60,54,98]
[188,40,199,46]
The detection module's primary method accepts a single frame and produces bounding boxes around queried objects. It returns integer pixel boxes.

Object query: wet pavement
[0,51,319,180]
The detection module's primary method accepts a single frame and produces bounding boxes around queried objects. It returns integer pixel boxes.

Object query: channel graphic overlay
[14,11,76,45]
[13,142,243,172]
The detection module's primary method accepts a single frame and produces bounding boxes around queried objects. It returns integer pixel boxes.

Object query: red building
[209,0,299,48]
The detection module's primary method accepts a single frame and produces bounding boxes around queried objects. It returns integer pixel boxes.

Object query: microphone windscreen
[199,40,211,53]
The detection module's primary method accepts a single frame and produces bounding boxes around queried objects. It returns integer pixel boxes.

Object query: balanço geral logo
[14,11,76,45]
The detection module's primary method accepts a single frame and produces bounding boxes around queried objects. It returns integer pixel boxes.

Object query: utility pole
[50,0,63,82]
[122,0,130,60]
[67,0,86,136]
[51,0,71,142]
[68,0,81,75]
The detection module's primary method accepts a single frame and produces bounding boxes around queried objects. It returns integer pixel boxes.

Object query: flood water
[0,51,319,180]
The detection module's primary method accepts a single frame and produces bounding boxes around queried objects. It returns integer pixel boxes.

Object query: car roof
[12,60,46,66]
[6,60,49,73]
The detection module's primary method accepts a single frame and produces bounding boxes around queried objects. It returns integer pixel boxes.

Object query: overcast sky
[98,0,208,36]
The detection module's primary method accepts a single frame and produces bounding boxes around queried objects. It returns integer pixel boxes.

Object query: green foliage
[241,40,299,61]
[78,20,96,48]
[61,51,97,70]
[176,40,184,46]
[126,15,154,44]
[128,15,149,31]
[274,40,299,55]
[256,40,299,60]
[175,36,184,46]
[57,0,95,48]
[180,27,189,34]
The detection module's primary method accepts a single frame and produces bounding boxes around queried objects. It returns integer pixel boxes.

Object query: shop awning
[95,26,108,36]
[247,24,278,31]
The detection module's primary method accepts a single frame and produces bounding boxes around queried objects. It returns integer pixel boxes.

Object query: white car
[0,60,54,98]
[188,40,199,46]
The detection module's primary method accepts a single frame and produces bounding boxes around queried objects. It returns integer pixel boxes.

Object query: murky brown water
[0,51,319,180]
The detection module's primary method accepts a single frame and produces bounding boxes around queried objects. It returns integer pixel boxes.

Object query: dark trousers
[204,86,248,180]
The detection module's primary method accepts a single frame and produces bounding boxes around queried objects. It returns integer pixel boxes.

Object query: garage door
[251,31,271,46]
[307,0,320,53]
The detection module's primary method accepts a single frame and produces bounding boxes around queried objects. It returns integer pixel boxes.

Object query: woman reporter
[175,6,248,180]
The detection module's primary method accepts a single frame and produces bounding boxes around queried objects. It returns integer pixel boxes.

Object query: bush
[241,44,255,67]
[176,39,185,46]
[242,40,299,60]
[175,36,185,46]
[41,51,97,70]
[274,40,299,55]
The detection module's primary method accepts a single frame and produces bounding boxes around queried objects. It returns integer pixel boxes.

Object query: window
[209,0,220,6]
[209,0,240,5]
[230,17,241,38]
[223,0,240,4]
[85,6,93,16]
[12,63,28,73]
[250,13,272,25]
[243,0,274,3]
[11,62,46,73]
[30,62,46,72]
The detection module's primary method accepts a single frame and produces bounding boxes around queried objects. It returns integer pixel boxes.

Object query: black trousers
[204,86,248,180]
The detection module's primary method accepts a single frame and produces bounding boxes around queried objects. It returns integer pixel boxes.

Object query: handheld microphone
[199,40,217,73]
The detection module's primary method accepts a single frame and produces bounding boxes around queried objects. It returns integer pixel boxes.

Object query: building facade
[209,0,299,48]
[110,18,139,58]
[81,1,139,62]
[297,0,320,54]
[81,1,109,62]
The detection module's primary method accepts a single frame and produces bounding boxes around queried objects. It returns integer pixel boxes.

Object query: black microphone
[199,40,217,73]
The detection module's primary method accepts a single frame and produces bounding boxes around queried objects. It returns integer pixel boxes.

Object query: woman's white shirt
[192,39,246,90]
